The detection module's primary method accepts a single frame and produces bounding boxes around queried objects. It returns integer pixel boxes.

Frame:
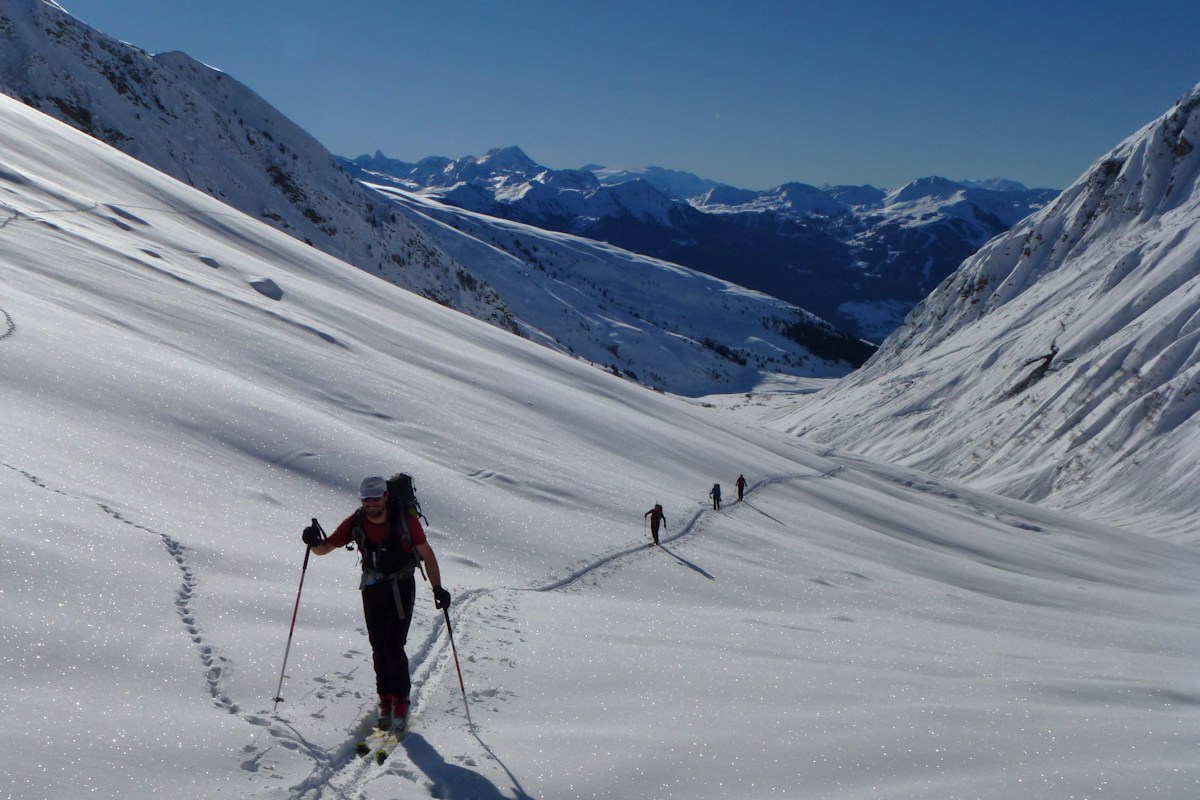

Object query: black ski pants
[361,571,416,702]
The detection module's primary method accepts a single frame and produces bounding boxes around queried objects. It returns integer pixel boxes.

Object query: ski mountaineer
[709,482,722,511]
[302,476,452,731]
[736,474,747,502]
[644,504,667,545]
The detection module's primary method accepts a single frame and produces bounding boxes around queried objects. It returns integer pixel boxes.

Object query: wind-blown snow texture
[785,84,1200,545]
[3,81,1200,800]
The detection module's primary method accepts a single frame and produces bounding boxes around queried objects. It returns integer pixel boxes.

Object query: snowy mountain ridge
[784,83,1200,543]
[0,0,863,395]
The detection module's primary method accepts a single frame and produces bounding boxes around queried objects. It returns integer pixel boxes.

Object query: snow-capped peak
[477,145,539,173]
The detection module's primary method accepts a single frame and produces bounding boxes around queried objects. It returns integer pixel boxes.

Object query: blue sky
[57,0,1200,191]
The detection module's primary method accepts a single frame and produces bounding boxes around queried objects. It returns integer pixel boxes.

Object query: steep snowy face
[881,88,1200,364]
[789,84,1200,542]
[0,0,511,327]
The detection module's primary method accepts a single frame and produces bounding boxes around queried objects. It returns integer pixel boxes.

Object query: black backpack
[349,472,427,577]
[384,472,424,523]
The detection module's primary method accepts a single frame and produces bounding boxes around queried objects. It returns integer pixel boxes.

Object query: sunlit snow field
[2,95,1199,799]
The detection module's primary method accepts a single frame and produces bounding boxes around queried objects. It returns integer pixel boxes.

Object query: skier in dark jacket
[709,483,722,510]
[644,504,667,545]
[303,476,451,731]
[736,474,747,502]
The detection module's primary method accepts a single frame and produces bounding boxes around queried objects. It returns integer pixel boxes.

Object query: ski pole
[442,606,473,728]
[273,518,324,712]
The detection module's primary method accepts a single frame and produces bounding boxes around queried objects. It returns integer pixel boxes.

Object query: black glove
[302,524,324,547]
[433,586,452,610]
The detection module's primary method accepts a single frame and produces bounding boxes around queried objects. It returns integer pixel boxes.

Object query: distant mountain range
[344,148,1059,342]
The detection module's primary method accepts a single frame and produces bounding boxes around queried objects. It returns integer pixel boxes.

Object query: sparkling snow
[2,93,1199,800]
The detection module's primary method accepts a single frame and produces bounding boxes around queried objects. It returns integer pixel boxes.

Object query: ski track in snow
[4,445,1054,799]
[1,459,396,796]
[0,461,237,713]
[3,443,1067,798]
[274,584,510,799]
[272,468,861,799]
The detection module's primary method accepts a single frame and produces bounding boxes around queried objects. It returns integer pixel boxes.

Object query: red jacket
[326,508,428,549]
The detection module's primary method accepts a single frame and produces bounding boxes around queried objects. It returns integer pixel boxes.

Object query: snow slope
[783,83,1200,545]
[3,86,1199,800]
[0,0,861,397]
[0,0,510,324]
[371,185,869,396]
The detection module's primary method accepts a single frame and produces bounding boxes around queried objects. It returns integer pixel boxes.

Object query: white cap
[359,476,387,499]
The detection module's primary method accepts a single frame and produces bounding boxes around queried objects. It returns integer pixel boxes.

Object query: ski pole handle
[301,518,327,548]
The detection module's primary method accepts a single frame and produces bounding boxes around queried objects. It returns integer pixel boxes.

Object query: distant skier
[736,474,747,502]
[644,504,667,545]
[709,483,722,511]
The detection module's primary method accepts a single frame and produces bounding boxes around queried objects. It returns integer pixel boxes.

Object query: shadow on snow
[402,731,535,800]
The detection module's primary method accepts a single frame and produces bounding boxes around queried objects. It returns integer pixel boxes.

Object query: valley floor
[250,453,1200,799]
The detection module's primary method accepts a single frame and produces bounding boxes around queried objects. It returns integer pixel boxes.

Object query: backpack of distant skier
[350,472,427,578]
